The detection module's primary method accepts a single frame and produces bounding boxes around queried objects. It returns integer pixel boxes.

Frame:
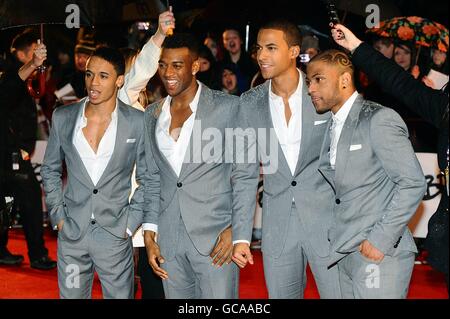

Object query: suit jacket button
[335,199,340,204]
[177,182,182,188]
[291,181,297,186]
[91,220,96,225]
[93,189,98,194]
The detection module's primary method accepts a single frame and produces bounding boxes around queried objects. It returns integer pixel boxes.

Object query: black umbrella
[0,0,97,30]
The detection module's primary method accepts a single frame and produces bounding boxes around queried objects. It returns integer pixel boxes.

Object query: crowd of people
[0,7,448,299]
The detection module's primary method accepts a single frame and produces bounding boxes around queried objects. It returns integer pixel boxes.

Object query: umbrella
[0,0,96,30]
[367,16,449,53]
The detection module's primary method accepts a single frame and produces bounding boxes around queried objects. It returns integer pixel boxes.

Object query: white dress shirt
[329,91,359,169]
[72,99,132,236]
[268,69,303,176]
[73,99,118,187]
[142,83,201,234]
[142,84,249,245]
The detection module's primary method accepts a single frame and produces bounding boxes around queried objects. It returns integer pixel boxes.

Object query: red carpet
[0,229,448,299]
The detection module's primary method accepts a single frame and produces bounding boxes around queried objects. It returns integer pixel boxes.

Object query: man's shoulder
[209,87,239,105]
[240,82,268,104]
[53,99,83,121]
[360,99,406,128]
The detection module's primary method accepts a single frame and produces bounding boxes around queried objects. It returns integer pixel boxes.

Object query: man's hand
[57,219,64,231]
[210,226,233,267]
[32,41,47,68]
[330,23,363,53]
[18,41,47,81]
[232,243,254,269]
[422,76,435,89]
[359,239,384,262]
[144,231,168,279]
[153,8,176,47]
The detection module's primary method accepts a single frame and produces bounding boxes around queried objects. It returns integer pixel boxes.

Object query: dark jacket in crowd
[220,50,257,93]
[352,42,449,280]
[0,62,38,173]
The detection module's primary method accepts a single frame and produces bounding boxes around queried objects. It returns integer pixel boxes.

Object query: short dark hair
[309,49,354,79]
[373,37,393,47]
[260,20,302,47]
[10,29,38,55]
[91,46,125,76]
[162,33,200,59]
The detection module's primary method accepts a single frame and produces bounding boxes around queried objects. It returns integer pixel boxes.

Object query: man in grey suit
[306,49,427,298]
[237,20,341,298]
[41,47,152,298]
[143,33,259,299]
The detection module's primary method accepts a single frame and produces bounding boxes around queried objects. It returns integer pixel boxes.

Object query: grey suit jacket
[239,75,334,258]
[41,98,150,241]
[318,95,427,266]
[143,83,259,260]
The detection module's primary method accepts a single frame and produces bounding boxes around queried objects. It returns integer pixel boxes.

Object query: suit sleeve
[366,108,427,255]
[118,36,161,107]
[127,114,152,233]
[40,109,67,228]
[230,97,260,243]
[142,110,161,226]
[352,42,447,128]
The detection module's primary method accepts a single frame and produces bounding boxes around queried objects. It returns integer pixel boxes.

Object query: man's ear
[340,72,352,89]
[290,45,300,59]
[192,59,200,75]
[116,74,125,89]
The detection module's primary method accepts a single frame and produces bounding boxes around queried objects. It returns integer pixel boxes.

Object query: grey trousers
[337,249,415,299]
[161,217,239,299]
[263,203,341,299]
[57,220,134,299]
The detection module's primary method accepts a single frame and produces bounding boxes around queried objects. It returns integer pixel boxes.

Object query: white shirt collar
[79,98,119,127]
[269,69,303,101]
[332,91,359,124]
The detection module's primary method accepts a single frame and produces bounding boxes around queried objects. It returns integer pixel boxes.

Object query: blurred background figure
[220,28,257,93]
[196,44,220,89]
[204,35,222,61]
[0,29,56,270]
[372,36,395,59]
[301,35,320,60]
[220,63,240,95]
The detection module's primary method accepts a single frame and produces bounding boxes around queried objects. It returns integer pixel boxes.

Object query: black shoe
[30,255,57,270]
[0,251,24,266]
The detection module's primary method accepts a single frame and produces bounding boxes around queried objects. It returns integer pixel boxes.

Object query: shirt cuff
[126,228,132,236]
[233,240,250,246]
[142,223,158,233]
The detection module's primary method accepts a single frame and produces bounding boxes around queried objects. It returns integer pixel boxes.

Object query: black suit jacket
[0,65,38,172]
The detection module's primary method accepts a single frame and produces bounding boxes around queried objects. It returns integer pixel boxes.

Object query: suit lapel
[96,100,130,187]
[258,81,292,178]
[334,95,364,194]
[293,74,314,176]
[318,119,336,193]
[65,99,94,187]
[149,98,178,180]
[179,83,213,181]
